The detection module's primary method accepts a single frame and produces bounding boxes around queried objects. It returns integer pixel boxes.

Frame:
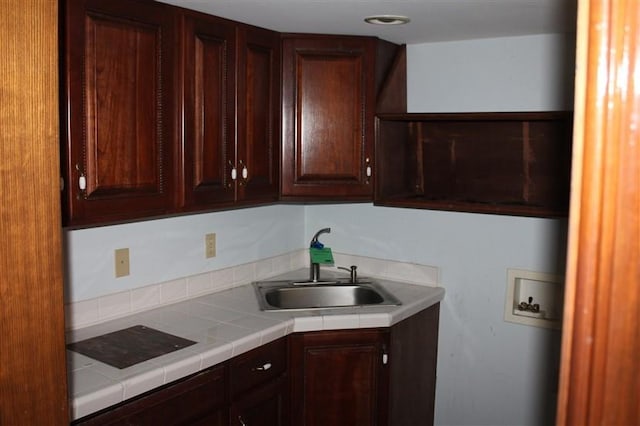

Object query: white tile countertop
[66,269,445,420]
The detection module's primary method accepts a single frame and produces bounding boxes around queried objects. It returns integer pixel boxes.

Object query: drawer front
[230,337,287,396]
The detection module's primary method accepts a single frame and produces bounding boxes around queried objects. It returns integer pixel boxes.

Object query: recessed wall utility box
[504,268,564,329]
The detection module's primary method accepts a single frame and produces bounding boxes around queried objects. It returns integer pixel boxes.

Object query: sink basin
[253,280,401,311]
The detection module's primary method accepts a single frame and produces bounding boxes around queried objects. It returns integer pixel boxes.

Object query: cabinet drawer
[229,337,287,397]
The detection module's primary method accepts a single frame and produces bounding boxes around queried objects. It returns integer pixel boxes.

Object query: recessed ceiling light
[364,15,410,25]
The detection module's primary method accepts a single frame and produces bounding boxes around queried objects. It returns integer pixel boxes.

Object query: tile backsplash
[65,249,439,330]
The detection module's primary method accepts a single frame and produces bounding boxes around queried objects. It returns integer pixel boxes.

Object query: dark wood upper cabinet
[235,24,281,204]
[375,112,573,217]
[178,13,280,211]
[179,11,237,209]
[62,2,567,223]
[63,2,280,225]
[281,36,377,200]
[62,0,177,226]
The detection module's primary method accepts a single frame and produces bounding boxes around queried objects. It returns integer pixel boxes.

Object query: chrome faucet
[309,228,331,282]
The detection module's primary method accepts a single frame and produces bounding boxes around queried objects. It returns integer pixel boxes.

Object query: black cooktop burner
[67,325,196,369]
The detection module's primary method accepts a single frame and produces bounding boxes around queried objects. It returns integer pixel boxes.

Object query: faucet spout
[310,227,331,248]
[309,228,331,282]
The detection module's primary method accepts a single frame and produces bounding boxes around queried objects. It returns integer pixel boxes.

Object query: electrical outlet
[114,248,130,278]
[205,233,216,258]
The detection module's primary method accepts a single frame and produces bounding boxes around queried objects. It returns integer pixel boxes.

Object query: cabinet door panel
[290,329,388,426]
[230,375,289,426]
[389,303,440,426]
[84,15,159,197]
[63,0,176,225]
[297,53,363,180]
[236,25,280,202]
[281,37,375,199]
[181,12,236,208]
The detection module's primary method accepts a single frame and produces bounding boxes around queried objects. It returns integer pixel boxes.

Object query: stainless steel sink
[253,280,401,311]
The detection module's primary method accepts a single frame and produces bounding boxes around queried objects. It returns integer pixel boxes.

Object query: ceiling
[159,0,578,44]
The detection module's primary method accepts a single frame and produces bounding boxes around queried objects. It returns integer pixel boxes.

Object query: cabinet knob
[252,362,272,371]
[75,164,87,190]
[229,160,237,181]
[365,157,372,182]
[239,160,248,180]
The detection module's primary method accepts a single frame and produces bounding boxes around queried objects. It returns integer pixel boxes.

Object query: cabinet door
[230,375,289,426]
[180,11,236,209]
[290,329,389,426]
[281,36,375,199]
[388,304,440,426]
[62,0,177,226]
[236,24,280,203]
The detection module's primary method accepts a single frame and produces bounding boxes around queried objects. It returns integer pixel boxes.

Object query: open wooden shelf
[375,112,573,217]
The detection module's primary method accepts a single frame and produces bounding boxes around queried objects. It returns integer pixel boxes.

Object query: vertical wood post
[557,0,640,424]
[0,0,69,423]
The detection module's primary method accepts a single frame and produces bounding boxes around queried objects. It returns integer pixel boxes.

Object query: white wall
[64,205,305,302]
[407,33,575,112]
[306,204,566,426]
[386,33,572,425]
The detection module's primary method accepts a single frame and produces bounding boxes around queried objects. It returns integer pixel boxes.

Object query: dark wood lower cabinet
[289,304,440,426]
[73,305,440,426]
[73,365,228,425]
[229,338,289,426]
[72,338,288,426]
[388,304,440,426]
[229,375,288,426]
[289,329,390,426]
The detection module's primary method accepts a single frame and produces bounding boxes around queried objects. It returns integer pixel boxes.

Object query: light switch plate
[205,233,216,258]
[114,248,130,278]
